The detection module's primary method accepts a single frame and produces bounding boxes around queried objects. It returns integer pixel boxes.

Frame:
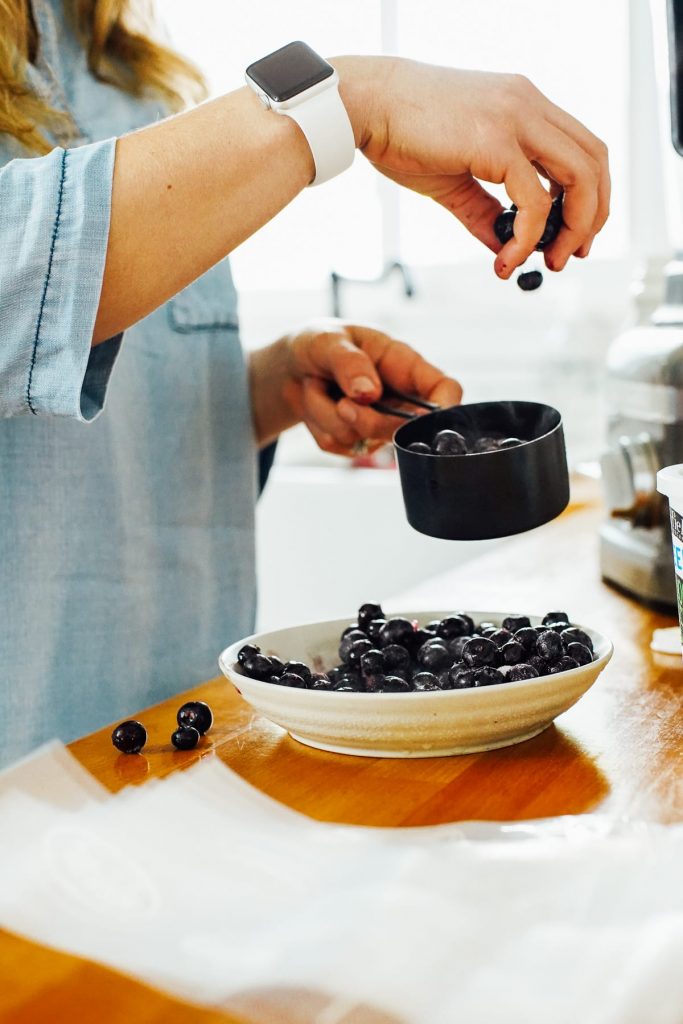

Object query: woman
[0,1,609,768]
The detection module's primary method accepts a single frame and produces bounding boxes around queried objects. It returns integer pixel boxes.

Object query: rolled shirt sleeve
[0,138,122,422]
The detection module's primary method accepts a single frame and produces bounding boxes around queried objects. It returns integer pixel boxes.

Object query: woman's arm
[95,57,609,343]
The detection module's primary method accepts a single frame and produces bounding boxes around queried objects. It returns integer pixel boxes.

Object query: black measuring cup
[392,397,569,540]
[328,383,569,540]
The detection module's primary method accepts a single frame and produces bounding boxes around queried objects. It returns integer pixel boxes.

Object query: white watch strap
[278,85,356,186]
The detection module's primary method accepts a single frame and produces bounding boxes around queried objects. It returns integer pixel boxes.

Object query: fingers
[300,377,359,448]
[308,330,382,402]
[494,153,552,278]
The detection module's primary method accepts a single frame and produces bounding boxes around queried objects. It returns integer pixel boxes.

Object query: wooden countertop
[3,485,683,1023]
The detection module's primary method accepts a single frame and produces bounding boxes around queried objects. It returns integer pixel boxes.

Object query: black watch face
[246,41,333,103]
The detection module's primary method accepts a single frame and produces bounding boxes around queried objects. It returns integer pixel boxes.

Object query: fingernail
[350,376,376,399]
[338,403,357,424]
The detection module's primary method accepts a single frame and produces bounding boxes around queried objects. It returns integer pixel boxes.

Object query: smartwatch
[245,41,356,186]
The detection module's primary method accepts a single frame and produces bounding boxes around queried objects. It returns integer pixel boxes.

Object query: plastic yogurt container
[657,464,683,655]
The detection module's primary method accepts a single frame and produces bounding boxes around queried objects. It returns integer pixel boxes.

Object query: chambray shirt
[0,0,261,767]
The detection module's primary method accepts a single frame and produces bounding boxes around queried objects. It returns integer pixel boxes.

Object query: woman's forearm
[95,88,319,343]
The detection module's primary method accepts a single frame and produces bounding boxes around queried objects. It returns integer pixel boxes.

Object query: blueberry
[366,618,387,642]
[560,627,593,653]
[543,620,571,635]
[111,720,147,755]
[378,617,415,648]
[474,666,505,687]
[407,441,432,455]
[333,672,363,691]
[279,672,308,688]
[417,639,452,672]
[515,627,538,653]
[497,438,524,449]
[339,631,368,662]
[177,700,213,735]
[453,612,475,635]
[517,270,543,291]
[360,648,385,676]
[542,611,569,626]
[377,675,411,693]
[536,630,564,664]
[481,627,499,639]
[406,627,436,654]
[437,615,472,641]
[237,643,260,666]
[327,666,344,685]
[412,671,440,691]
[501,640,525,665]
[462,636,498,668]
[432,429,468,456]
[347,639,374,670]
[448,665,477,689]
[448,636,471,661]
[383,643,411,676]
[536,197,563,250]
[551,656,580,674]
[506,663,540,682]
[493,208,516,245]
[502,615,531,633]
[528,655,550,676]
[471,437,502,454]
[358,603,385,632]
[243,653,275,680]
[283,660,312,684]
[566,642,593,666]
[488,628,514,648]
[476,621,497,634]
[268,656,285,677]
[341,623,363,639]
[424,620,442,634]
[309,672,332,690]
[171,726,200,750]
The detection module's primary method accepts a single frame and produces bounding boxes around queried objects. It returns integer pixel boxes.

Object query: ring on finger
[350,439,371,457]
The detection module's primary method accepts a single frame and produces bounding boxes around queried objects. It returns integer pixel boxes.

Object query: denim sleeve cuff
[25,139,122,422]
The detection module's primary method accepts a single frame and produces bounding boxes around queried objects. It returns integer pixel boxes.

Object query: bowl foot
[288,723,551,758]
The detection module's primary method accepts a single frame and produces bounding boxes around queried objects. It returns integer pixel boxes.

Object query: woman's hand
[334,58,610,279]
[249,321,462,453]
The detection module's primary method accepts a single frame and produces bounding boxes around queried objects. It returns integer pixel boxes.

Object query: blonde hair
[0,0,207,153]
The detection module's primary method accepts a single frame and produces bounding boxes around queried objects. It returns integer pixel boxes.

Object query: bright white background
[156,1,671,627]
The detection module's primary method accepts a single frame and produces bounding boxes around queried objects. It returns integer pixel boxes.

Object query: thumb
[310,331,382,403]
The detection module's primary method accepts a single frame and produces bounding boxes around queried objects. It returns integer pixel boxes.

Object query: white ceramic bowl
[218,611,613,758]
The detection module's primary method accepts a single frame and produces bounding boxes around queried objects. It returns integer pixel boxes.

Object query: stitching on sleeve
[27,148,68,415]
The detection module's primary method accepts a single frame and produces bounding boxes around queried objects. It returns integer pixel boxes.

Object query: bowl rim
[218,609,614,702]
[393,400,564,456]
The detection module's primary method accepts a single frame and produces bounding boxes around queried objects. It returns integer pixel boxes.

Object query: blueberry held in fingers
[112,720,147,754]
[494,209,516,245]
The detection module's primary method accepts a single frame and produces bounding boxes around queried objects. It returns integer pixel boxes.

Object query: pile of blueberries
[494,193,564,291]
[111,700,213,754]
[407,430,525,457]
[236,603,596,694]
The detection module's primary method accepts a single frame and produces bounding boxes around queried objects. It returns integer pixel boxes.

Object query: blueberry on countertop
[111,720,147,755]
[171,726,200,750]
[177,700,213,735]
[432,429,468,456]
[517,270,543,292]
[407,441,433,455]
